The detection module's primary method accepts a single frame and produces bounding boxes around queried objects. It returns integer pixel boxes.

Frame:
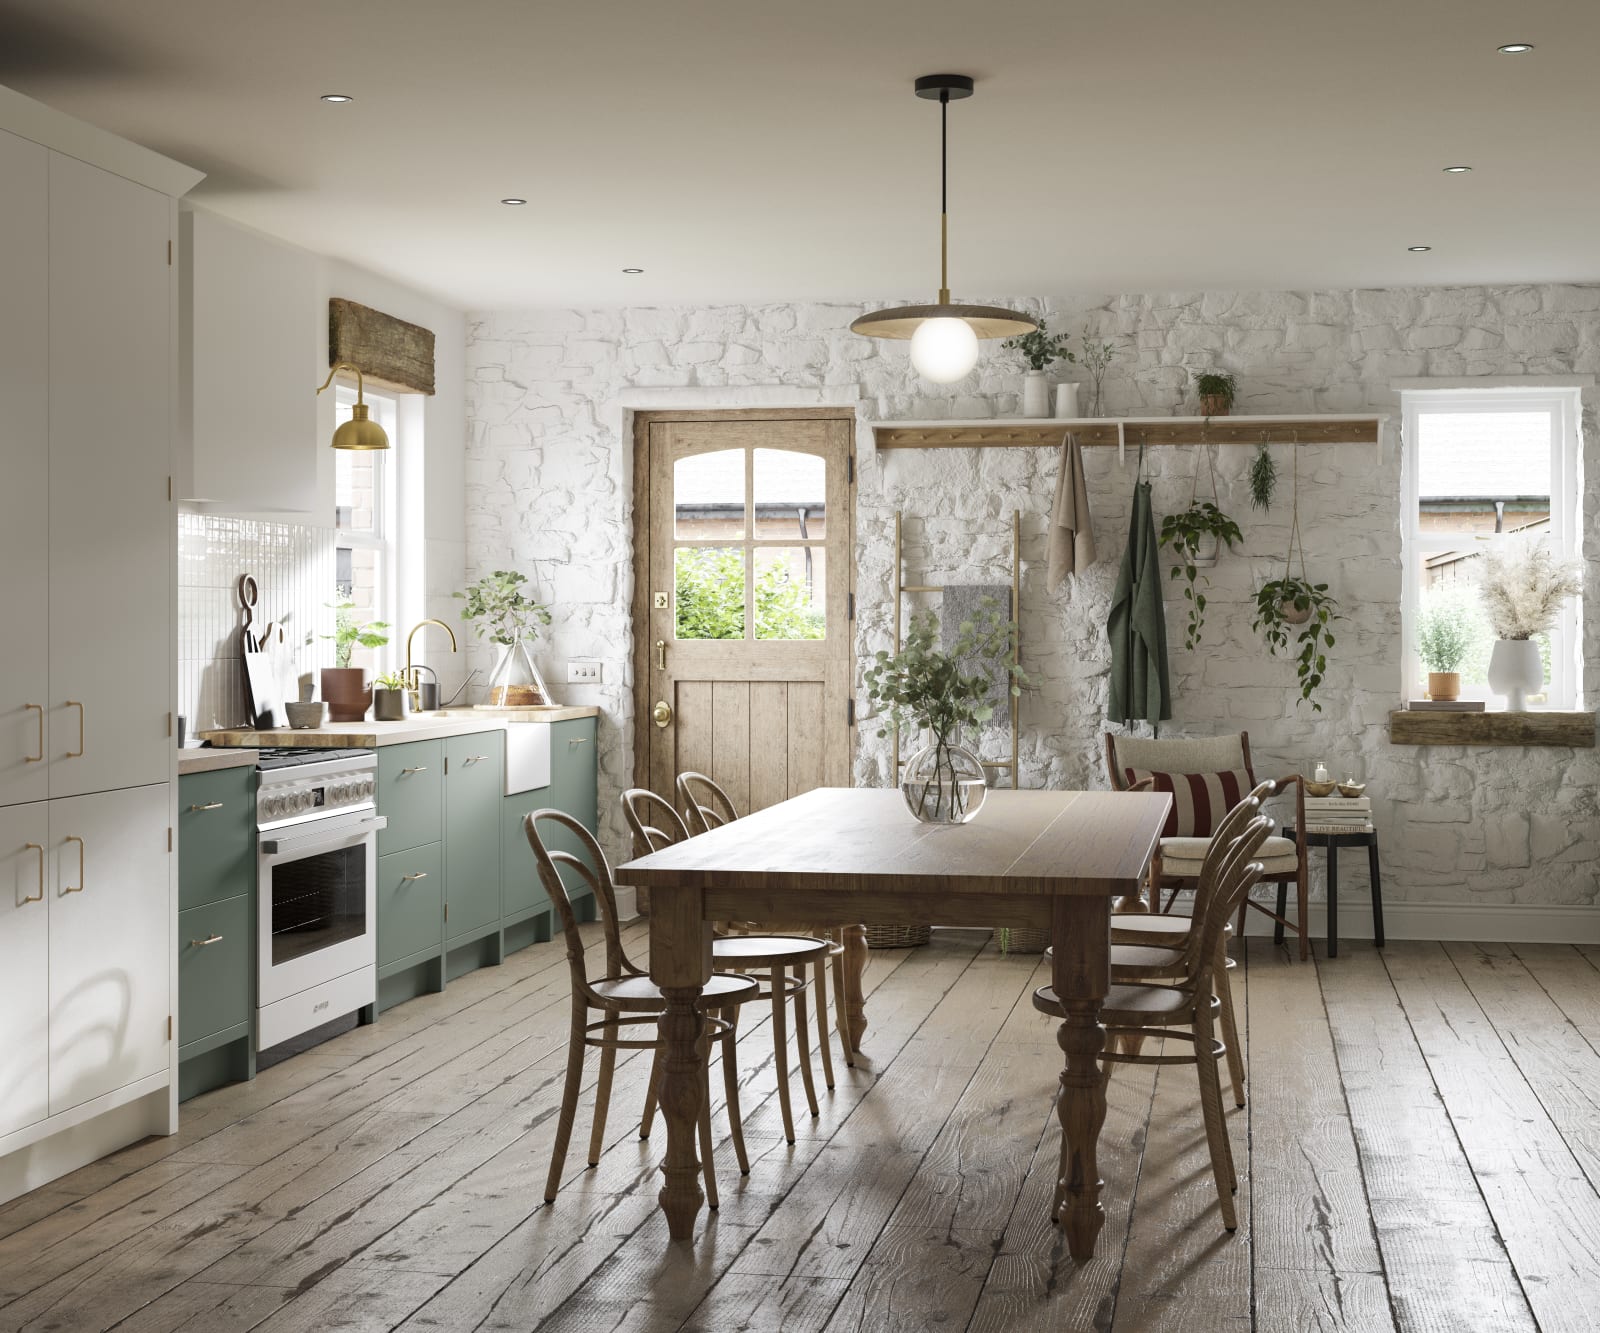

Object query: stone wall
[465,287,1600,917]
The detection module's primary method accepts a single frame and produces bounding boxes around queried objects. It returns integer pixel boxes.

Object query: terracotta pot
[1277,598,1313,625]
[1427,671,1461,702]
[320,667,371,722]
[1199,393,1231,417]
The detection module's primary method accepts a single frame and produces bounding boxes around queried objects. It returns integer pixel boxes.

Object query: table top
[617,787,1170,898]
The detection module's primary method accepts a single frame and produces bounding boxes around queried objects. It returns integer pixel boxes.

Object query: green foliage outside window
[674,547,825,641]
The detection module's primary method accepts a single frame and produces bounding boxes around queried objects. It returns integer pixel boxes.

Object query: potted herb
[1415,598,1477,701]
[864,602,1028,824]
[319,602,389,721]
[1475,534,1583,710]
[1002,319,1076,419]
[1195,370,1237,417]
[1160,500,1243,650]
[372,670,410,721]
[1078,328,1119,417]
[456,570,555,707]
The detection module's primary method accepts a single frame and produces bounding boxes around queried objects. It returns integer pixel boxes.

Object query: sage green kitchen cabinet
[549,718,598,836]
[501,790,550,926]
[178,766,254,910]
[377,740,443,856]
[178,895,250,1049]
[377,842,444,971]
[444,732,504,947]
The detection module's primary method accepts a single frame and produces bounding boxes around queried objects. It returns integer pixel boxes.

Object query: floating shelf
[870,413,1386,451]
[1388,709,1594,748]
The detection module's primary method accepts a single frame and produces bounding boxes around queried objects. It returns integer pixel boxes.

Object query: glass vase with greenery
[456,570,555,707]
[1002,319,1076,372]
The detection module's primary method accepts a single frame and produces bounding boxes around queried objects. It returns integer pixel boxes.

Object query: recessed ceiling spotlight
[500,197,527,206]
[622,267,644,274]
[1497,43,1534,53]
[319,93,354,103]
[1408,245,1433,252]
[1443,165,1472,173]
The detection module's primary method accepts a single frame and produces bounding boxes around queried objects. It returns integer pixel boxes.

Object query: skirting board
[1236,899,1600,945]
[0,1088,170,1206]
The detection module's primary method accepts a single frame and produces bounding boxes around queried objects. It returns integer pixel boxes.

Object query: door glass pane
[675,546,746,639]
[675,450,746,539]
[755,547,825,640]
[753,448,826,539]
[269,844,368,966]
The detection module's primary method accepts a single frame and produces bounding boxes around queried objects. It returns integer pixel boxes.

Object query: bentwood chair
[623,787,834,1143]
[1104,731,1310,960]
[525,808,758,1206]
[677,771,857,1071]
[1036,815,1273,1233]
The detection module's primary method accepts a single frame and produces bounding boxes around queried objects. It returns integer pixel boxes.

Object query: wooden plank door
[638,414,853,814]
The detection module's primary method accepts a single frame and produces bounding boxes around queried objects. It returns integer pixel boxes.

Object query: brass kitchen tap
[405,619,458,709]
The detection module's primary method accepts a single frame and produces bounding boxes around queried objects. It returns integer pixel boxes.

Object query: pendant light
[315,362,390,451]
[851,74,1036,382]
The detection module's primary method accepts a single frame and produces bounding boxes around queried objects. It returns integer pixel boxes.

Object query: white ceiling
[4,0,1597,311]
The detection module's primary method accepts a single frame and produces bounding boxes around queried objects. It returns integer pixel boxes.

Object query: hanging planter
[1252,448,1341,709]
[1158,444,1242,651]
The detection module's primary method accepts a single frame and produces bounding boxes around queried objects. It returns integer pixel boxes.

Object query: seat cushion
[1128,769,1253,837]
[1162,834,1299,876]
[1111,912,1192,944]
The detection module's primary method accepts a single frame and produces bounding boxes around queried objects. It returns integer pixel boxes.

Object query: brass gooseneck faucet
[405,619,458,709]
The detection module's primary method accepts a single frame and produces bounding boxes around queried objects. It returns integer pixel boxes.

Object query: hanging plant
[1251,448,1341,709]
[1158,445,1242,650]
[1248,440,1277,511]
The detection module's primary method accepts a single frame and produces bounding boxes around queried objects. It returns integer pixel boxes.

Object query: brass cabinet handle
[188,801,224,812]
[24,704,43,763]
[22,843,44,904]
[190,933,224,948]
[65,701,84,758]
[62,835,85,893]
[464,755,490,764]
[652,701,672,729]
[401,765,428,775]
[401,871,428,881]
[568,737,589,747]
[655,639,666,671]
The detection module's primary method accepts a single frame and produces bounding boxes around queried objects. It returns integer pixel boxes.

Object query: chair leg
[771,975,796,1143]
[1193,1007,1238,1230]
[639,1045,662,1140]
[831,942,856,1068]
[793,966,820,1118]
[720,1011,750,1175]
[1215,942,1246,1109]
[1297,860,1311,962]
[545,1003,587,1202]
[814,958,836,1090]
[587,1016,619,1167]
[698,1051,719,1211]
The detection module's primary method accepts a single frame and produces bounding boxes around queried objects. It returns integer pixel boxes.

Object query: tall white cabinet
[0,86,201,1204]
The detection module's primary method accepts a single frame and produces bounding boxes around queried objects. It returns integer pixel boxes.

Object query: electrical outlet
[567,659,603,684]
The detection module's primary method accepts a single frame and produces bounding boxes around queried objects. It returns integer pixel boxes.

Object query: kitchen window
[334,385,398,672]
[1400,386,1582,708]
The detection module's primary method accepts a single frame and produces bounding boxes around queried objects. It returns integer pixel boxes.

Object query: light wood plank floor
[3,927,1598,1331]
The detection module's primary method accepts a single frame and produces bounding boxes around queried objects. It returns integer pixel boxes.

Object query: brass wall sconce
[315,361,390,450]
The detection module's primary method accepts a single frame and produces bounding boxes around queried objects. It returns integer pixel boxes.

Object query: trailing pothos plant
[1251,449,1340,709]
[1158,445,1242,650]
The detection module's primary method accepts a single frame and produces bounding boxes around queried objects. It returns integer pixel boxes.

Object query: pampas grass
[1474,533,1584,641]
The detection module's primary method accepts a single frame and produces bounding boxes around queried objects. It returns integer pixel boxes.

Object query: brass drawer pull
[62,835,85,893]
[401,765,429,775]
[25,704,43,762]
[65,701,84,758]
[401,871,428,881]
[189,801,225,812]
[568,737,590,747]
[22,843,44,904]
[190,933,224,948]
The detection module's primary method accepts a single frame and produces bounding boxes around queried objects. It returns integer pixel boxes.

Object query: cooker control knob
[329,784,346,804]
[264,797,282,818]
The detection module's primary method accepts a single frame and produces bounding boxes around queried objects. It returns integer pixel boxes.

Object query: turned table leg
[842,923,868,1049]
[649,885,712,1241]
[1052,895,1111,1262]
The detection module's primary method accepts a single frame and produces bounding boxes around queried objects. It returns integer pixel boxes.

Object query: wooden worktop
[198,705,600,749]
[177,747,259,775]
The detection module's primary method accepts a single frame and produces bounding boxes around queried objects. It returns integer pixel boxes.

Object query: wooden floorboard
[5,929,1600,1331]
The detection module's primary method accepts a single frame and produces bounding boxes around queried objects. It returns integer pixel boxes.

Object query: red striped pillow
[1126,768,1251,838]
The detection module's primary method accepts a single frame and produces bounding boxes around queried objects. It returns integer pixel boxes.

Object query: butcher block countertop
[198,706,600,749]
[178,747,259,775]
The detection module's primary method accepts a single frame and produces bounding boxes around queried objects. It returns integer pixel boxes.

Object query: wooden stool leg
[1214,945,1246,1109]
[814,958,836,1090]
[545,1003,587,1202]
[639,1045,662,1139]
[1368,837,1386,948]
[1193,1007,1238,1231]
[719,1011,750,1175]
[793,966,820,1118]
[771,976,796,1143]
[587,1016,618,1166]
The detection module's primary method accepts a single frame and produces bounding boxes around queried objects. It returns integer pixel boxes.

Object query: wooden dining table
[615,785,1170,1260]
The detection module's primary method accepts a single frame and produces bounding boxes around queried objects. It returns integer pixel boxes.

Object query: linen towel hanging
[1046,431,1096,588]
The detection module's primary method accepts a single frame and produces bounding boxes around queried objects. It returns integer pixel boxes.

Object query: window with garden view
[1401,387,1581,707]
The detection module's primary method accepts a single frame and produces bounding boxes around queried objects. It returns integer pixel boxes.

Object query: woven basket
[864,924,932,949]
[997,926,1051,955]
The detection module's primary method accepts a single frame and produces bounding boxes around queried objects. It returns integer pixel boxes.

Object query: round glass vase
[485,633,553,708]
[900,735,988,825]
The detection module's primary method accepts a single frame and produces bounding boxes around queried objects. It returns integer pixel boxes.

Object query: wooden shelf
[1388,710,1595,748]
[870,413,1385,451]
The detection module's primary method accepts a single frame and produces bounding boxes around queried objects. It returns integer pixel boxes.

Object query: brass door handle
[401,871,428,881]
[189,802,225,812]
[190,934,224,948]
[65,701,84,758]
[25,704,43,763]
[62,835,85,893]
[652,701,672,729]
[22,843,44,904]
[656,639,666,671]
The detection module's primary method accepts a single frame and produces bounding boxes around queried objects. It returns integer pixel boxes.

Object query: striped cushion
[1126,768,1251,838]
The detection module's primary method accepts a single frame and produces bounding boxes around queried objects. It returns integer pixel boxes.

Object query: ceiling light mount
[1408,245,1433,252]
[1443,165,1472,173]
[1497,43,1534,53]
[319,93,354,103]
[622,267,644,274]
[500,197,527,206]
[851,73,1035,381]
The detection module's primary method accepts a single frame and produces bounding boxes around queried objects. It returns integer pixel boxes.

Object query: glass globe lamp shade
[909,317,979,383]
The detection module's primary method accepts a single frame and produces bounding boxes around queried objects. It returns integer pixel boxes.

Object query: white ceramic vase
[1053,382,1081,419]
[1022,371,1050,418]
[1487,638,1542,711]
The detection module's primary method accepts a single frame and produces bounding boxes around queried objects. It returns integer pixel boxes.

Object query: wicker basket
[864,924,932,949]
[997,926,1051,955]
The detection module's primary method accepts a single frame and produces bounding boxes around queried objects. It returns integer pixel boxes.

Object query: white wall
[465,288,1599,929]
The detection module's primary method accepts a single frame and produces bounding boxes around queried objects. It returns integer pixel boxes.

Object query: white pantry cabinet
[0,803,50,1140]
[0,128,50,811]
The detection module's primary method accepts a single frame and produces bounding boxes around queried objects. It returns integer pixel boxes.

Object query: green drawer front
[446,732,504,942]
[179,768,255,911]
[502,791,551,919]
[549,718,598,832]
[378,842,444,967]
[178,895,251,1047]
[378,740,444,856]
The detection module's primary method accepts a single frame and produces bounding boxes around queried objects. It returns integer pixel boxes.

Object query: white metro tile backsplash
[178,513,337,731]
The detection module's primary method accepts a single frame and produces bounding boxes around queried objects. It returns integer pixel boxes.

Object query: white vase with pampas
[1474,534,1583,710]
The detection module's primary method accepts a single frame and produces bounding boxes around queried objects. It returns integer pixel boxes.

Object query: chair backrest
[622,786,689,856]
[1104,731,1255,791]
[677,771,739,835]
[1181,814,1273,987]
[523,808,642,1004]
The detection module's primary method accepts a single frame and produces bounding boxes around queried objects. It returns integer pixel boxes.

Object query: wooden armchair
[1104,731,1310,961]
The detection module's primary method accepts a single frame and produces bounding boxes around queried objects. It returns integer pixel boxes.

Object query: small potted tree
[319,603,390,721]
[1001,319,1076,418]
[456,570,555,707]
[1415,598,1476,701]
[1195,370,1237,417]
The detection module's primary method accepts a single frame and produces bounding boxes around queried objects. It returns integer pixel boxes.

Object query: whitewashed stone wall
[465,287,1600,915]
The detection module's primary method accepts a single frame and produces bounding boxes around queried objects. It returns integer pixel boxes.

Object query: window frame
[334,383,400,673]
[1400,385,1582,709]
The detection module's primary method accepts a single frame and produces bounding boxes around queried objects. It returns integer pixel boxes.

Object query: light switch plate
[567,659,603,684]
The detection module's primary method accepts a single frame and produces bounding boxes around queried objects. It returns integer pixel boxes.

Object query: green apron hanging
[1106,479,1172,727]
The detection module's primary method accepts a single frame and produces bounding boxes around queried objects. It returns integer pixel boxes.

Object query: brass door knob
[652,701,672,729]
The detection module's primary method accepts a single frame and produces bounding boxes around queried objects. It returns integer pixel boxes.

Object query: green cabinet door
[178,767,255,910]
[378,739,444,856]
[548,718,598,831]
[502,789,551,920]
[178,895,250,1048]
[377,841,444,968]
[445,731,504,943]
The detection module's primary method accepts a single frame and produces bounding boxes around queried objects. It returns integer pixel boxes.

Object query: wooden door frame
[629,407,857,795]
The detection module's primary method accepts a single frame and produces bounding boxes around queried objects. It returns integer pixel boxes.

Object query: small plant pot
[1021,370,1051,418]
[320,668,371,722]
[1189,531,1221,568]
[1488,638,1543,711]
[1277,598,1314,626]
[372,688,406,721]
[1427,671,1462,702]
[1199,393,1231,416]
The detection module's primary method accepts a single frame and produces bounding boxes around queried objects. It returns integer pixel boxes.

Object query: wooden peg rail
[870,414,1385,451]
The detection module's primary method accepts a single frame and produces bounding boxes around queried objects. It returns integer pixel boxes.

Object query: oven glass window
[269,844,367,966]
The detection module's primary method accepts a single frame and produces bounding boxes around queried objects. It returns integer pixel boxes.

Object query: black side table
[1284,826,1385,959]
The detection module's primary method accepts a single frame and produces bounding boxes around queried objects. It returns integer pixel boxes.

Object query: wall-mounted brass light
[315,362,390,450]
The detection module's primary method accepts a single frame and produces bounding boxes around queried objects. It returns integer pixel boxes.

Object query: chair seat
[1034,982,1193,1025]
[1111,943,1186,977]
[713,934,831,967]
[1162,834,1299,877]
[1111,912,1192,944]
[591,971,759,1011]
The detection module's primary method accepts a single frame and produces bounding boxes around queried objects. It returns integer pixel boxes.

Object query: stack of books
[1301,794,1372,831]
[1407,699,1485,711]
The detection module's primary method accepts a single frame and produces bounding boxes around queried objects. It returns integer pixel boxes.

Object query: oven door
[257,811,386,1007]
